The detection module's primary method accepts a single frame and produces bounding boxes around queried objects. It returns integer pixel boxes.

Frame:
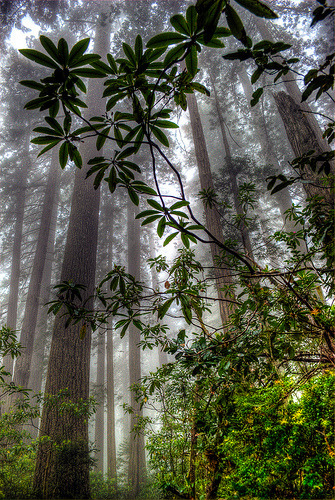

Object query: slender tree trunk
[105,201,117,484]
[94,331,105,473]
[186,92,234,324]
[27,170,60,438]
[33,9,112,499]
[2,132,32,392]
[13,150,60,394]
[127,198,146,496]
[210,74,254,258]
[106,324,117,483]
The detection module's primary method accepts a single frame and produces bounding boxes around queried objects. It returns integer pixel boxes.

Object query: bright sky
[9,15,40,49]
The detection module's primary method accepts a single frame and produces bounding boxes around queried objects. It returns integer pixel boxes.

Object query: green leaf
[153,119,179,129]
[250,87,263,106]
[107,167,117,193]
[106,92,127,111]
[234,0,278,19]
[181,233,190,248]
[40,35,61,63]
[31,135,63,145]
[186,45,198,77]
[170,200,190,210]
[158,298,175,319]
[96,126,111,151]
[128,188,139,206]
[170,14,190,35]
[114,126,124,148]
[135,185,157,195]
[19,80,44,91]
[69,145,82,168]
[33,126,63,137]
[199,37,225,48]
[37,140,61,156]
[19,49,59,69]
[147,199,164,211]
[141,214,163,226]
[157,217,166,237]
[71,67,106,78]
[151,126,169,147]
[59,141,69,169]
[68,38,90,66]
[196,0,226,43]
[146,32,188,49]
[123,43,137,67]
[251,67,263,84]
[136,209,160,219]
[45,116,64,135]
[186,6,198,34]
[57,38,69,65]
[107,54,118,73]
[164,43,187,67]
[163,232,178,246]
[135,35,143,60]
[70,54,101,68]
[225,4,247,44]
[191,82,210,96]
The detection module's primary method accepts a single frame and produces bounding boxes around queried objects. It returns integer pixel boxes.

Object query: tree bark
[127,198,146,496]
[33,8,112,499]
[186,92,234,324]
[273,91,334,206]
[255,17,332,155]
[94,330,105,473]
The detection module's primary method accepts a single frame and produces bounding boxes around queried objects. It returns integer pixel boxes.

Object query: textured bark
[94,331,105,473]
[273,91,334,206]
[186,92,234,324]
[13,150,60,393]
[127,199,146,496]
[210,74,254,259]
[255,17,332,155]
[33,9,111,499]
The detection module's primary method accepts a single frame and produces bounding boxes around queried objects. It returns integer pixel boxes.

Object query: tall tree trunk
[105,200,117,484]
[33,9,112,499]
[2,131,32,393]
[94,330,105,473]
[12,149,60,394]
[255,17,332,154]
[106,324,117,483]
[210,74,254,258]
[237,65,304,238]
[27,170,60,438]
[127,198,146,496]
[273,91,334,206]
[186,92,234,324]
